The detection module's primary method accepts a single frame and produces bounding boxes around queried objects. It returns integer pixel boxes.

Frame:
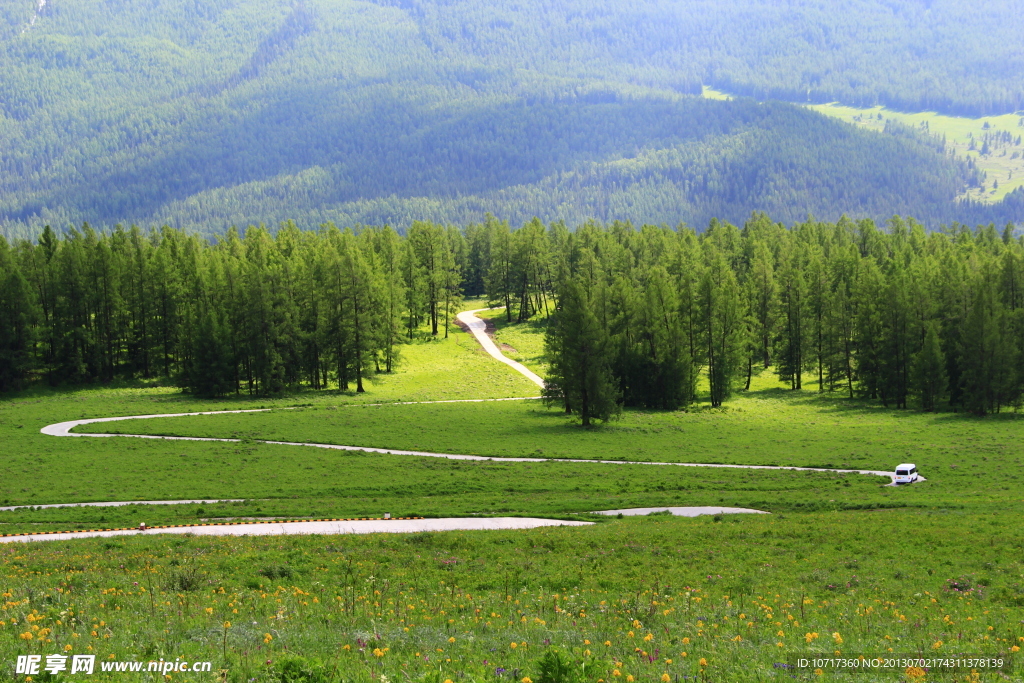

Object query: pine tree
[544,277,619,427]
[911,321,947,411]
[700,249,746,407]
[775,247,809,389]
[0,239,38,391]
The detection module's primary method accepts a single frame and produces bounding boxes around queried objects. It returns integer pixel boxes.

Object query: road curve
[456,308,545,388]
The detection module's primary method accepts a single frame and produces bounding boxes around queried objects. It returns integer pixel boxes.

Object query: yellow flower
[612,670,621,677]
[628,631,635,638]
[522,678,532,683]
[264,634,273,644]
[626,676,634,683]
[905,666,926,680]
[223,621,231,629]
[584,649,591,657]
[1011,646,1020,653]
[448,637,456,643]
[681,637,690,645]
[661,674,670,683]
[372,648,385,658]
[510,642,518,649]
[777,642,784,648]
[814,669,823,676]
[444,679,454,683]
[205,608,213,615]
[604,641,611,647]
[932,640,942,649]
[699,658,707,667]
[680,652,687,658]
[64,644,72,651]
[832,632,842,644]
[643,633,654,642]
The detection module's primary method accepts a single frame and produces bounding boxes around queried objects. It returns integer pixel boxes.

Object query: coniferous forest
[4,215,1024,422]
[1,0,1023,237]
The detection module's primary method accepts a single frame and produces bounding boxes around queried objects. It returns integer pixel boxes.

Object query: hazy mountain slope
[0,0,1020,238]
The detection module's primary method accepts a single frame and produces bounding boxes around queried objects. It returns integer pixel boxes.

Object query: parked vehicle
[894,463,919,484]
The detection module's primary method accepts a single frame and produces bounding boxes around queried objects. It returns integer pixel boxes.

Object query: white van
[894,463,919,484]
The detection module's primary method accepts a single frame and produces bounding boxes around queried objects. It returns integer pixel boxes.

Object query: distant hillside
[0,0,1021,238]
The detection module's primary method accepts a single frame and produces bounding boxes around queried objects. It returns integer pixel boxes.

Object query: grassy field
[80,376,1024,513]
[703,86,1024,203]
[3,306,1024,680]
[0,512,1021,682]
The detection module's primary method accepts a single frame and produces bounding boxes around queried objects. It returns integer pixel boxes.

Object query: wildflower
[814,669,823,676]
[64,644,72,651]
[832,632,842,645]
[372,648,385,658]
[626,676,634,683]
[905,666,926,680]
[1011,646,1020,653]
[777,642,784,647]
[612,670,621,677]
[205,608,213,615]
[805,632,819,643]
[932,640,942,649]
[448,637,456,643]
[604,641,611,647]
[699,658,707,667]
[777,631,785,637]
[644,633,654,642]
[223,622,231,629]
[661,675,670,683]
[510,642,517,649]
[522,678,532,683]
[628,631,635,638]
[584,650,591,657]
[682,637,689,644]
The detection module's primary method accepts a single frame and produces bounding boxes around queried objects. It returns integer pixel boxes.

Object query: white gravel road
[0,517,592,544]
[593,506,769,517]
[456,308,546,388]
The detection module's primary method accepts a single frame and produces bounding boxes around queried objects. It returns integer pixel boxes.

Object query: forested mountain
[5,216,1024,422]
[0,0,1021,237]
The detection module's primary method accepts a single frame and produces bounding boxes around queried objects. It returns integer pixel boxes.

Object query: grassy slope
[704,86,1024,203]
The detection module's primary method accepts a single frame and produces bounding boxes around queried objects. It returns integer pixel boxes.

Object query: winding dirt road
[23,307,923,542]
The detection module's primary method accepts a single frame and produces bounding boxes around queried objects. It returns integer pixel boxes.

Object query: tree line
[3,214,1024,423]
[529,215,1024,424]
[0,221,462,396]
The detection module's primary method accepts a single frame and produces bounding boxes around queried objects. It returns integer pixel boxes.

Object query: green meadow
[0,512,1021,682]
[2,311,1024,680]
